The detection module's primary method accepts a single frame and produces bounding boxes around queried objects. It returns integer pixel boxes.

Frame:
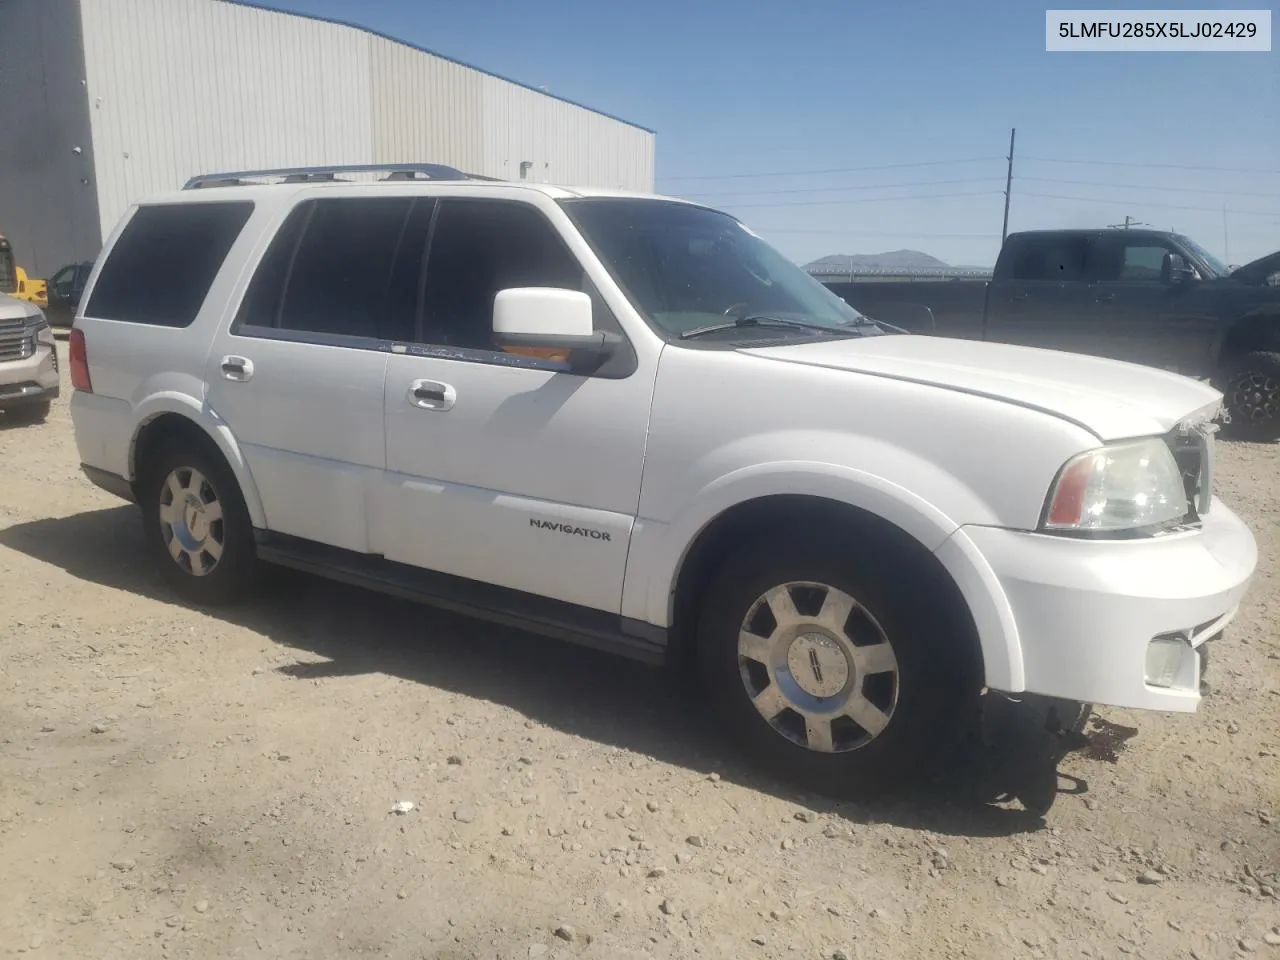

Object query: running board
[253,531,668,665]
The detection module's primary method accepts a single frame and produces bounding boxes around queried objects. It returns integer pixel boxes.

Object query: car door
[44,264,78,326]
[1082,234,1220,374]
[205,195,427,553]
[375,196,654,614]
[984,234,1091,353]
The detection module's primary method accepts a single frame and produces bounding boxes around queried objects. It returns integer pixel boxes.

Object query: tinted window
[86,202,252,326]
[282,198,413,337]
[50,265,77,296]
[236,197,433,341]
[235,203,309,329]
[1085,238,1172,282]
[1005,236,1087,282]
[420,199,590,350]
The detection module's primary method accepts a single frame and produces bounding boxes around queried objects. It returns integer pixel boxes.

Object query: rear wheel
[696,537,976,795]
[139,440,258,605]
[1222,351,1280,441]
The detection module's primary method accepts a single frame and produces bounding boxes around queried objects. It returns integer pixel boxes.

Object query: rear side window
[86,202,253,326]
[235,197,429,341]
[1001,235,1087,282]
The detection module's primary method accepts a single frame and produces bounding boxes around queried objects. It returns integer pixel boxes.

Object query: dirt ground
[1,340,1278,960]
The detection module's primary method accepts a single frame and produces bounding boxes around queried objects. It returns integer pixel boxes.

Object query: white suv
[68,163,1257,792]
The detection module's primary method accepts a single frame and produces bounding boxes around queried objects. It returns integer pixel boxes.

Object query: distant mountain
[805,249,951,272]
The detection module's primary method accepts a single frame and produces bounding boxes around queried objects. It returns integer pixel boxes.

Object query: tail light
[69,327,93,393]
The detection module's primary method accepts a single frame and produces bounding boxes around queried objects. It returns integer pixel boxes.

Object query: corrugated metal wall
[71,0,654,246]
[78,0,375,244]
[481,78,655,190]
[0,0,101,276]
[369,37,484,172]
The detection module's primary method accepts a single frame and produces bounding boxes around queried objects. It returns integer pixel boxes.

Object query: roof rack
[182,162,484,190]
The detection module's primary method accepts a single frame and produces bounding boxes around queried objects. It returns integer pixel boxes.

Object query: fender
[128,390,268,529]
[624,459,1024,695]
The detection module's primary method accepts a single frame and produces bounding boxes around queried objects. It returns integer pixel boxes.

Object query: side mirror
[1164,253,1197,285]
[492,287,619,374]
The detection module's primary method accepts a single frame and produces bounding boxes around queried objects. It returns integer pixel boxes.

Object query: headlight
[1042,438,1187,535]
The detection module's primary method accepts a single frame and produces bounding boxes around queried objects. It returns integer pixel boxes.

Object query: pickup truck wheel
[139,442,257,605]
[1223,351,1280,441]
[697,541,969,794]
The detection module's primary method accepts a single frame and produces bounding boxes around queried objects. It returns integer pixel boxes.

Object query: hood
[0,292,43,323]
[1230,250,1280,286]
[742,335,1222,442]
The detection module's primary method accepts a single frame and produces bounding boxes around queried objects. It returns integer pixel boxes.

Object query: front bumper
[960,498,1256,712]
[0,338,60,409]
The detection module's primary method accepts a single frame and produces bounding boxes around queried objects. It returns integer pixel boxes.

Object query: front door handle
[221,355,254,381]
[408,379,456,411]
[1010,292,1031,302]
[1096,292,1116,303]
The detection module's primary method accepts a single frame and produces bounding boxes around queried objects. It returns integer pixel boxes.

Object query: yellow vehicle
[0,234,48,308]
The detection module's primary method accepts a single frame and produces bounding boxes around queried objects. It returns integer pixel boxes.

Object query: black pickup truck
[823,229,1280,439]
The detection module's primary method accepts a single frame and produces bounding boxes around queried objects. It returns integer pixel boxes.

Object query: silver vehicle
[0,293,59,422]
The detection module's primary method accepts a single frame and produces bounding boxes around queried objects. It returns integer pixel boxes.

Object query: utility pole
[1107,215,1149,230]
[1001,128,1016,242]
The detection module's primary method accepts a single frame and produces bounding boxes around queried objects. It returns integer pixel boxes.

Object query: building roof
[217,0,655,135]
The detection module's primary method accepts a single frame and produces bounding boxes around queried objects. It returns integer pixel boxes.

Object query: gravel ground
[1,341,1278,960]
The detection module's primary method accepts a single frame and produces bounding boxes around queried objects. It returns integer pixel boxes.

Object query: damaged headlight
[1042,438,1187,536]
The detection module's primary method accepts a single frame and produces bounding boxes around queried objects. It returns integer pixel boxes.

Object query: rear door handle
[220,355,254,381]
[1096,292,1116,302]
[1010,292,1031,302]
[408,379,455,411]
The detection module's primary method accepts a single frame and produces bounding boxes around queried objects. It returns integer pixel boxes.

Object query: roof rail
[182,162,480,189]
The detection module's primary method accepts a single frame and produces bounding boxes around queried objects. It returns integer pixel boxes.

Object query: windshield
[0,240,13,295]
[561,198,877,339]
[1177,235,1229,277]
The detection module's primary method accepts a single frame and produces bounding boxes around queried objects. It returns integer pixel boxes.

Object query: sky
[266,0,1278,268]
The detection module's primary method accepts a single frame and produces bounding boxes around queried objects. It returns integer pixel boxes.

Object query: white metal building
[0,0,656,276]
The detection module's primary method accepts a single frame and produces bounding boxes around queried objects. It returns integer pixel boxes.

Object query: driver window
[50,265,76,295]
[1085,239,1173,283]
[1119,244,1172,281]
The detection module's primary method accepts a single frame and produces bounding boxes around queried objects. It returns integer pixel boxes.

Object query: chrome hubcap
[738,581,899,754]
[158,467,224,577]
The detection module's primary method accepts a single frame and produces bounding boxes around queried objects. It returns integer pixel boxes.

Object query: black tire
[696,536,977,796]
[138,437,258,605]
[1221,351,1280,441]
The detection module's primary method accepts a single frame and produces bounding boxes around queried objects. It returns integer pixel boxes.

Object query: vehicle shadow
[0,505,1099,839]
[0,409,52,431]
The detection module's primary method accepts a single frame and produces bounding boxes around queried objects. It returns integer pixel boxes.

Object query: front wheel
[696,539,975,795]
[1221,351,1280,441]
[139,441,258,605]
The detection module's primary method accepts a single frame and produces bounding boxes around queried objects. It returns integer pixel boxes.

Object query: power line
[1019,176,1280,200]
[657,157,1003,183]
[677,176,1004,199]
[660,153,1280,187]
[1021,156,1280,175]
[712,190,1004,210]
[1019,191,1280,218]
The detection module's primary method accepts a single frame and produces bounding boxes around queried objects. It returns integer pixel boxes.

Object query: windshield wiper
[679,314,858,340]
